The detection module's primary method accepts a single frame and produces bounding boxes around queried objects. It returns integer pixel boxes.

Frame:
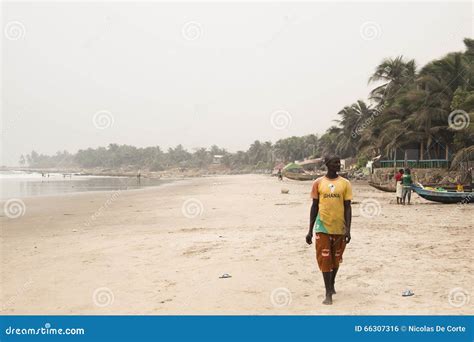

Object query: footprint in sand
[345,274,360,280]
[358,281,370,288]
[164,281,177,288]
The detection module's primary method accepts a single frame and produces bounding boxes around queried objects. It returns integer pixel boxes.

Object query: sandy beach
[1,174,472,315]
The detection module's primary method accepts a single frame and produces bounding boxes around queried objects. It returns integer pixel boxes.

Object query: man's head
[399,168,404,174]
[324,155,341,173]
[405,168,411,175]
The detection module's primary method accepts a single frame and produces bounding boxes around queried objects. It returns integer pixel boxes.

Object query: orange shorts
[315,233,346,272]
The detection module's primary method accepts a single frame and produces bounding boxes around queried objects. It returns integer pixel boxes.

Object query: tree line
[20,39,473,171]
[19,136,320,171]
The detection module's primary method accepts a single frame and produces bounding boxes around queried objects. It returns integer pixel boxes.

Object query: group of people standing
[395,168,413,205]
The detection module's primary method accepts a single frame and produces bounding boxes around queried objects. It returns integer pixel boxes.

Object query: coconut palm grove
[20,38,473,172]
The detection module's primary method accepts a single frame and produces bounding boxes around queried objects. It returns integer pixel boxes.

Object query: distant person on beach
[402,168,412,205]
[277,168,283,181]
[395,169,404,204]
[305,156,352,305]
[137,171,141,184]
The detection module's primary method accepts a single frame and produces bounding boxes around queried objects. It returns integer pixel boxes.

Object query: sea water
[0,171,169,199]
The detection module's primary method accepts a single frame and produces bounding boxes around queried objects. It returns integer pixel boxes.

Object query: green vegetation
[22,39,473,171]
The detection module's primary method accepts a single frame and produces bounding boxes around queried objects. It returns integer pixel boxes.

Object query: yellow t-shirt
[310,176,353,235]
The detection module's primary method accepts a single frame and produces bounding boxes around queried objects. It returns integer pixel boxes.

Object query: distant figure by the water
[277,168,283,181]
[402,168,413,205]
[395,169,404,204]
[0,171,167,199]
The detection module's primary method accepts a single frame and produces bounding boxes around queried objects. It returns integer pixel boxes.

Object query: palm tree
[406,49,473,159]
[317,127,341,157]
[368,56,417,106]
[420,52,470,94]
[333,100,375,157]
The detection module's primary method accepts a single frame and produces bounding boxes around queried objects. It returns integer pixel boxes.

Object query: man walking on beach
[306,156,352,305]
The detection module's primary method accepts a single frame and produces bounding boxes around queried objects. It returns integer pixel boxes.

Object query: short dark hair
[324,155,341,165]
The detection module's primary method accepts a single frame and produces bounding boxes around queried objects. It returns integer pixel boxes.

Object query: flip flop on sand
[219,273,232,279]
[402,289,414,297]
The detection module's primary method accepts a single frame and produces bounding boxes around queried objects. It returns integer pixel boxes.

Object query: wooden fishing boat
[411,184,473,204]
[283,171,348,181]
[368,181,396,193]
[283,171,321,181]
[369,180,471,193]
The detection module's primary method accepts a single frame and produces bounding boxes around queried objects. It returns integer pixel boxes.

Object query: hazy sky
[2,1,472,165]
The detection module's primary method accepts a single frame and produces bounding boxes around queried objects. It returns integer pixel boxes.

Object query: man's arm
[306,198,319,245]
[344,200,352,243]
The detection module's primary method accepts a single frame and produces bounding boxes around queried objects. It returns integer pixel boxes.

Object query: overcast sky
[2,1,472,165]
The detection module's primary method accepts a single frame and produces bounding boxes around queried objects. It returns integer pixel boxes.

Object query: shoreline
[0,178,184,202]
[1,167,184,179]
[0,166,254,179]
[1,174,472,315]
[0,172,187,201]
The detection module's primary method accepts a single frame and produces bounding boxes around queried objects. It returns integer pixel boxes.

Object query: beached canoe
[284,171,349,181]
[411,184,473,204]
[368,181,396,193]
[283,171,321,181]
